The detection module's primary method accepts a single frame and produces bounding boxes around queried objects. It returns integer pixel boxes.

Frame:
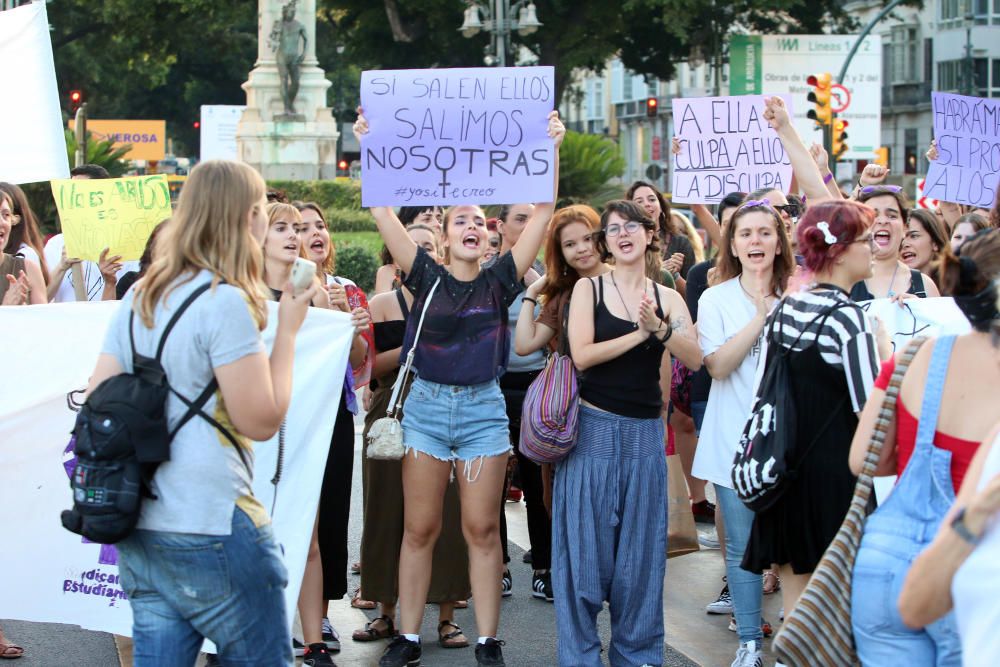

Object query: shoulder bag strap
[384,277,440,418]
[558,299,571,357]
[155,282,215,361]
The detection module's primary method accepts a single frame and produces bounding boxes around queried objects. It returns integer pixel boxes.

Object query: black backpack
[731,299,851,512]
[61,283,247,544]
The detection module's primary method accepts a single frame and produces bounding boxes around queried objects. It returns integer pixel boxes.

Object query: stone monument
[237,0,340,179]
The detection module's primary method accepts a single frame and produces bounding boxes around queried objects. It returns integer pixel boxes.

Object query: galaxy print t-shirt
[401,247,522,385]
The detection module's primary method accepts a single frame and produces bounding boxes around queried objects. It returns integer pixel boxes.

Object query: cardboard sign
[671,95,793,204]
[359,67,556,207]
[51,175,172,262]
[924,92,1000,209]
[0,3,70,183]
[68,120,167,161]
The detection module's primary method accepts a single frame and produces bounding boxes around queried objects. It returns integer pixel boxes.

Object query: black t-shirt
[685,258,716,404]
[402,248,522,385]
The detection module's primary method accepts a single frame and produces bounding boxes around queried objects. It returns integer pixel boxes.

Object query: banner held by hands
[51,175,172,262]
[359,67,555,207]
[671,95,794,205]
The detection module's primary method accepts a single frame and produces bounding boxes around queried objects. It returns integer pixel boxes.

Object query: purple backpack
[519,303,579,463]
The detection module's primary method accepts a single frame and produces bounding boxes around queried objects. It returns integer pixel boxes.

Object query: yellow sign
[51,175,172,262]
[67,119,166,161]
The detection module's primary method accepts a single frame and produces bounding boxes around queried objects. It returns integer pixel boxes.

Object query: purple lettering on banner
[671,95,794,205]
[359,67,555,207]
[925,92,1000,209]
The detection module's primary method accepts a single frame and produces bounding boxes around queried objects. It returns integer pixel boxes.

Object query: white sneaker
[698,532,721,549]
[730,640,763,667]
[705,582,732,614]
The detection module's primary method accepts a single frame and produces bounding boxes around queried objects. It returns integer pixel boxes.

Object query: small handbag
[518,301,580,464]
[366,278,439,460]
[773,337,927,666]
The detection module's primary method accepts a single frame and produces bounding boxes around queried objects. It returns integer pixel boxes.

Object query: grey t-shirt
[101,270,268,535]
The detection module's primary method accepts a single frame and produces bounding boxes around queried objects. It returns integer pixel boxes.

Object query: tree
[558,131,625,204]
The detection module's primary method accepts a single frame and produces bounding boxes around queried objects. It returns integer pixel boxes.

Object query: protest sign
[0,302,353,641]
[51,175,172,262]
[359,67,555,207]
[200,105,246,161]
[0,2,70,183]
[671,95,794,204]
[924,92,1000,209]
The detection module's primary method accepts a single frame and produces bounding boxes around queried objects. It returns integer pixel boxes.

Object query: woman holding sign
[354,109,564,667]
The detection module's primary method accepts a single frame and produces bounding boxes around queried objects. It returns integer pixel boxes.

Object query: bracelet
[659,324,673,344]
[823,172,834,184]
[523,296,537,306]
[950,507,981,546]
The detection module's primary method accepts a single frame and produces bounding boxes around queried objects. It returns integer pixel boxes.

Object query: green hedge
[334,245,378,293]
[266,179,362,211]
[326,207,376,232]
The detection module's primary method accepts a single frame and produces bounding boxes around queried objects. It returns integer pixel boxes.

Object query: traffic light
[69,89,84,115]
[193,121,201,130]
[832,119,849,158]
[874,146,889,168]
[646,97,658,118]
[806,73,832,126]
[337,159,349,176]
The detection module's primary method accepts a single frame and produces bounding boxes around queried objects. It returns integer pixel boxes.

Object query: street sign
[916,178,939,210]
[67,119,166,161]
[730,34,882,159]
[830,84,851,113]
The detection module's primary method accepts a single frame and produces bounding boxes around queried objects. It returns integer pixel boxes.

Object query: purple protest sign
[671,95,793,204]
[925,92,1000,209]
[359,67,555,207]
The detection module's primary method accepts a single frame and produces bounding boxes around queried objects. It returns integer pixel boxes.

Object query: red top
[874,357,978,492]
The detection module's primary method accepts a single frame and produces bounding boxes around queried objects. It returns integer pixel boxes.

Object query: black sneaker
[692,499,716,524]
[303,642,337,666]
[475,638,506,666]
[501,569,513,598]
[531,571,554,602]
[379,636,421,667]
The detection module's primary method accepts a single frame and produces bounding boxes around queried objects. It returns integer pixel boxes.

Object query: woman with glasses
[0,182,49,283]
[742,200,889,629]
[556,200,701,667]
[0,189,46,305]
[694,198,795,667]
[851,185,940,302]
[627,180,696,293]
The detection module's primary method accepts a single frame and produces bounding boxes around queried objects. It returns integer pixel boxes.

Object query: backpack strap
[156,282,214,360]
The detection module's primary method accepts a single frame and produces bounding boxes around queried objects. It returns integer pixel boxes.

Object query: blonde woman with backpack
[84,160,315,666]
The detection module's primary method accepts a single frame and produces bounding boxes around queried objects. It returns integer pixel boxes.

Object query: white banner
[858,297,971,503]
[0,301,353,639]
[0,2,70,183]
[200,105,246,162]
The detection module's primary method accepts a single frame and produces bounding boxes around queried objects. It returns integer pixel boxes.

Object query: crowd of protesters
[3,93,999,667]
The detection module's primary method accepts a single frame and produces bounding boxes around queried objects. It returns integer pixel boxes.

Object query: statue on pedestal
[269,0,307,118]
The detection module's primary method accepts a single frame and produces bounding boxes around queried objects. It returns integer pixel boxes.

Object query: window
[940,0,960,21]
[623,74,633,102]
[937,58,991,96]
[889,26,920,83]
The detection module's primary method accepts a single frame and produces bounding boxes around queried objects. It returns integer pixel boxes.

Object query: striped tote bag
[773,337,927,666]
[518,350,580,464]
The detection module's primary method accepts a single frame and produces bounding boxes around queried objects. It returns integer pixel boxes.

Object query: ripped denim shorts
[401,376,512,479]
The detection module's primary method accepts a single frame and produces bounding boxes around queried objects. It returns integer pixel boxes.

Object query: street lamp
[459,0,542,67]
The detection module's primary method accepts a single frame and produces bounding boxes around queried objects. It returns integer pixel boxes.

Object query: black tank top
[849,268,927,302]
[373,289,410,352]
[579,275,666,419]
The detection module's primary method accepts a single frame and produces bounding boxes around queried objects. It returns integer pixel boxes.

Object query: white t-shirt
[43,234,140,302]
[952,430,1000,666]
[692,277,764,489]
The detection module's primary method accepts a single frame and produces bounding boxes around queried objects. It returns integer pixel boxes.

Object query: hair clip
[741,198,771,209]
[816,221,838,245]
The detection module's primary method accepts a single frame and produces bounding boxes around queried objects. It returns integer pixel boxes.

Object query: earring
[562,265,568,276]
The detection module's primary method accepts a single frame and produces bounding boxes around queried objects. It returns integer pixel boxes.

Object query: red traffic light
[647,98,658,109]
[70,90,82,102]
[646,97,658,118]
[193,121,201,129]
[338,160,349,171]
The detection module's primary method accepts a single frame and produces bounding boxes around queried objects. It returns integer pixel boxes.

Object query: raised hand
[859,163,890,187]
[548,110,566,148]
[762,96,791,132]
[97,248,123,283]
[353,106,369,143]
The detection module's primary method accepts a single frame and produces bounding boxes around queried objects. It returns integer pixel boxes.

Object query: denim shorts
[402,376,512,467]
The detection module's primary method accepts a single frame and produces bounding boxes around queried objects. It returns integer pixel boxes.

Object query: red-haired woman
[742,200,889,622]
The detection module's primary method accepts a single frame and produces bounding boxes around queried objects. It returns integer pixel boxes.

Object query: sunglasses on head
[774,203,801,218]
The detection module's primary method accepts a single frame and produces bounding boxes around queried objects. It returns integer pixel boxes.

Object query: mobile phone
[289,258,316,295]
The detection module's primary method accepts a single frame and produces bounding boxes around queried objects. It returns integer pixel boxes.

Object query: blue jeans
[116,507,292,667]
[690,400,707,434]
[714,485,763,644]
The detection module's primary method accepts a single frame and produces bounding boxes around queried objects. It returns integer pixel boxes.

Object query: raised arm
[511,111,565,279]
[354,109,418,275]
[810,143,844,200]
[763,96,832,204]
